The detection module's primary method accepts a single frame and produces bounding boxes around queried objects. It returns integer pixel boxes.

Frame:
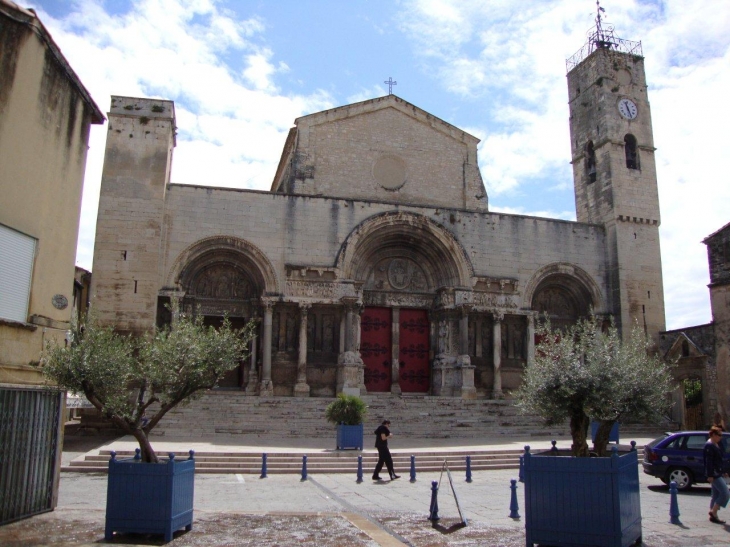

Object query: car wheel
[667,468,693,491]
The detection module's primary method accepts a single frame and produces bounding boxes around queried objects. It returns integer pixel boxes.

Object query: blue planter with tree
[326,394,367,450]
[105,450,195,543]
[336,423,364,450]
[516,316,674,547]
[523,445,641,547]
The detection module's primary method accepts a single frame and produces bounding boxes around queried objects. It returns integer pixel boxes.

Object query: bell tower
[566,3,665,340]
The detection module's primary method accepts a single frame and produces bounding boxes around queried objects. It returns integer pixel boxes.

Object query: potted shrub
[516,316,674,547]
[42,311,254,542]
[325,393,367,450]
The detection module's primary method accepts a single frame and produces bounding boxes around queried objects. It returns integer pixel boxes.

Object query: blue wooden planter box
[336,423,363,450]
[523,446,641,547]
[105,449,195,543]
[591,420,620,444]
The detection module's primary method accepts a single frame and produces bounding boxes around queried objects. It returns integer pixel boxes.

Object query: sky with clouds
[26,0,730,330]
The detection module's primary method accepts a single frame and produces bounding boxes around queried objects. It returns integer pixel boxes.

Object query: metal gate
[0,387,63,525]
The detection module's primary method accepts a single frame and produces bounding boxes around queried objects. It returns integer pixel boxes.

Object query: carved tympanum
[368,257,429,292]
[190,264,255,299]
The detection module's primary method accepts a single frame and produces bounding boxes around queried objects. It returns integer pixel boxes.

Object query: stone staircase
[146,392,572,440]
[63,392,661,473]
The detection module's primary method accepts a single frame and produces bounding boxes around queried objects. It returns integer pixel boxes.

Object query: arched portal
[337,212,473,394]
[164,237,278,389]
[525,263,602,331]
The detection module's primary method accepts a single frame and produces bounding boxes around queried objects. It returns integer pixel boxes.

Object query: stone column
[456,305,476,399]
[526,313,536,367]
[492,311,503,399]
[391,307,401,395]
[337,298,364,395]
[259,301,274,396]
[294,304,311,397]
[339,313,346,353]
[245,321,259,394]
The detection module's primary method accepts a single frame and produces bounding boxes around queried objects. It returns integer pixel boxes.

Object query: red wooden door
[399,309,430,393]
[361,307,392,392]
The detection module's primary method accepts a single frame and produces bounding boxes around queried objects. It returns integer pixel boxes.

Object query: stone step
[63,446,646,474]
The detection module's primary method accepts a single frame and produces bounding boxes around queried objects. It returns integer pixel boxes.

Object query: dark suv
[643,431,730,491]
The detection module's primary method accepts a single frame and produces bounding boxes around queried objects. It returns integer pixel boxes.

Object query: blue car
[643,431,730,491]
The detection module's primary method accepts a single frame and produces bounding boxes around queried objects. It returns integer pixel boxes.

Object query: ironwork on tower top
[565,1,643,73]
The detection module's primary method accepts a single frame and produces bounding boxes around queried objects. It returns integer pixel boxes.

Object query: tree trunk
[131,427,159,463]
[570,411,590,457]
[593,420,616,457]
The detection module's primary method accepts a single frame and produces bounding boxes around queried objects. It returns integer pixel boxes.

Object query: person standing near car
[713,412,726,432]
[704,426,730,524]
[372,419,400,481]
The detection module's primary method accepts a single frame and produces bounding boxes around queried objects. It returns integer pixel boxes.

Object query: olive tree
[516,315,674,457]
[43,312,254,463]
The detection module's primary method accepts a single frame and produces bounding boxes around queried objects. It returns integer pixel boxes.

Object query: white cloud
[29,0,730,332]
[28,0,333,272]
[398,0,730,329]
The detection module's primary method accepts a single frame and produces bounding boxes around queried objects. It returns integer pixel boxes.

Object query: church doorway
[203,315,252,389]
[361,307,392,392]
[361,307,430,393]
[398,309,430,393]
[682,377,703,430]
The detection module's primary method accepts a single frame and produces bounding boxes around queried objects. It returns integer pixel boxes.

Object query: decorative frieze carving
[182,297,251,317]
[286,280,359,300]
[471,292,519,310]
[363,291,433,308]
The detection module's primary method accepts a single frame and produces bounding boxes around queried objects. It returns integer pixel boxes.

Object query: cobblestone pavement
[2,435,730,546]
[2,468,729,546]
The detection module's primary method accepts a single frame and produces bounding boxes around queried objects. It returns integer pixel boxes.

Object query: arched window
[584,141,596,183]
[624,134,639,170]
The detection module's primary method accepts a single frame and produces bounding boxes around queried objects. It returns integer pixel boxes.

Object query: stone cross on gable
[384,77,397,95]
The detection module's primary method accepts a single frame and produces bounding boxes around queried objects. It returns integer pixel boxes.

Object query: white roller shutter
[0,223,36,322]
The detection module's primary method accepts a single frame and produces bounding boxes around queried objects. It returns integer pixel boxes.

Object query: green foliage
[325,394,367,426]
[516,315,675,456]
[683,378,702,406]
[43,310,255,462]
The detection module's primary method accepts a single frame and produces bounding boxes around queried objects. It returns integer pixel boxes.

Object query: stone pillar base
[390,383,402,395]
[459,386,478,399]
[491,389,504,399]
[456,355,477,400]
[293,382,311,397]
[259,380,274,397]
[246,371,259,394]
[432,354,456,396]
[337,350,364,396]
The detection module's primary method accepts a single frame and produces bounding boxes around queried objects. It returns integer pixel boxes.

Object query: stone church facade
[91,29,666,400]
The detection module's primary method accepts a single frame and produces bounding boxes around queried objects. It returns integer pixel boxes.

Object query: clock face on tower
[618,98,638,120]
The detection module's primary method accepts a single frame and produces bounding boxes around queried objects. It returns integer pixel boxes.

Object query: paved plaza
[1,434,729,546]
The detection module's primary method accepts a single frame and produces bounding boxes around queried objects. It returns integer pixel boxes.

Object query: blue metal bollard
[410,455,416,483]
[630,440,637,452]
[301,455,308,481]
[356,455,363,483]
[134,448,141,461]
[551,440,558,452]
[669,481,681,524]
[260,453,267,479]
[519,445,530,483]
[509,479,520,518]
[466,455,472,483]
[428,480,440,521]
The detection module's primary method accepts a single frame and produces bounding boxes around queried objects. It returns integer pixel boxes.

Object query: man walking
[704,426,730,524]
[372,419,400,481]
